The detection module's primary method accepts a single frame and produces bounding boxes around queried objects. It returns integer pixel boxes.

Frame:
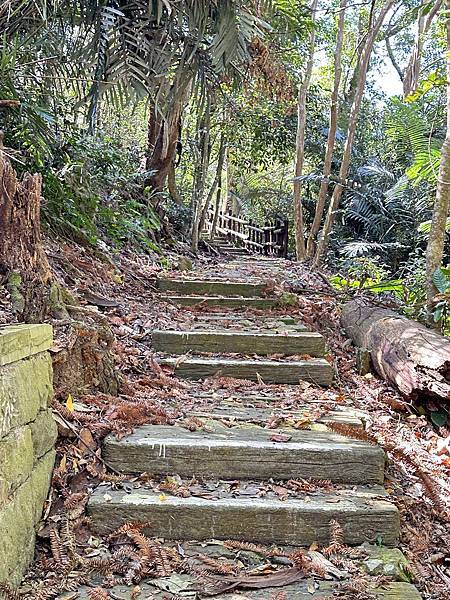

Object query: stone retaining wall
[0,324,57,584]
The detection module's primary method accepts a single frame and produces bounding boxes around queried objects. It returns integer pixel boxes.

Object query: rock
[362,544,413,582]
[279,292,298,306]
[364,558,384,575]
[176,256,193,271]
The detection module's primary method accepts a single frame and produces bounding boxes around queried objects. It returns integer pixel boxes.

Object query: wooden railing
[205,209,289,258]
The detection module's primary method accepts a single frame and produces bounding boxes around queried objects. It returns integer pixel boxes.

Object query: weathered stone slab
[103,425,385,483]
[0,324,53,366]
[157,278,267,297]
[0,425,34,500]
[153,330,326,357]
[57,581,422,600]
[161,356,333,386]
[0,449,55,584]
[30,409,58,460]
[88,486,400,546]
[162,295,280,309]
[191,401,364,429]
[0,352,53,437]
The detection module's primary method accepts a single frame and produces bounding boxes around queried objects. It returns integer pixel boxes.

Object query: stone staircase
[86,260,421,598]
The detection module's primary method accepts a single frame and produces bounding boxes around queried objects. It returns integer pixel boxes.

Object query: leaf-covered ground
[0,245,449,600]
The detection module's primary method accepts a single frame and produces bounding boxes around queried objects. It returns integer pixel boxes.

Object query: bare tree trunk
[167,161,183,205]
[344,10,366,106]
[306,0,347,258]
[426,3,450,308]
[146,69,192,194]
[210,142,228,240]
[403,0,443,98]
[313,0,395,266]
[146,98,184,193]
[191,95,212,252]
[199,132,226,237]
[293,0,318,260]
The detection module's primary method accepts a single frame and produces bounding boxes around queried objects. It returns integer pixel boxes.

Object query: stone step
[103,424,385,484]
[190,397,365,429]
[161,295,281,309]
[87,485,399,547]
[157,278,267,297]
[161,356,333,386]
[62,581,421,600]
[153,330,326,357]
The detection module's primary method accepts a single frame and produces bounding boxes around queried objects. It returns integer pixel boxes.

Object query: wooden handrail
[205,209,289,258]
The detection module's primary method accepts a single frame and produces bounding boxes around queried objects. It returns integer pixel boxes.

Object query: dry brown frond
[326,421,377,444]
[0,583,21,600]
[329,519,344,546]
[87,588,109,600]
[223,539,279,556]
[196,553,237,575]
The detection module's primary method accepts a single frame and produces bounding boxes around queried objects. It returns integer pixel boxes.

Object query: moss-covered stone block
[0,352,53,437]
[0,425,34,502]
[0,449,55,585]
[362,543,413,582]
[30,409,58,460]
[0,324,52,367]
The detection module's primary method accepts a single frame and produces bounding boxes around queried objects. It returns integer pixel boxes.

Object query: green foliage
[385,99,443,185]
[42,134,161,250]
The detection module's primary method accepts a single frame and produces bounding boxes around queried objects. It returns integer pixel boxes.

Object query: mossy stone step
[153,330,326,357]
[103,424,385,483]
[161,295,280,309]
[161,356,333,386]
[157,278,267,297]
[87,485,399,547]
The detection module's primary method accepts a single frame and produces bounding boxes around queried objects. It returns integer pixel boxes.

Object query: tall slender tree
[306,0,347,258]
[293,0,319,260]
[425,1,450,307]
[314,0,396,266]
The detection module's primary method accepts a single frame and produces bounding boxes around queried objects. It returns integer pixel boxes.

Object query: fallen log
[341,299,450,403]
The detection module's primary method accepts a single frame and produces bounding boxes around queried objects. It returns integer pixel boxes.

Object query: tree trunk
[191,94,212,252]
[313,0,395,266]
[306,0,347,258]
[0,149,65,322]
[199,131,226,238]
[403,0,443,98]
[167,162,183,205]
[342,299,450,403]
[426,2,450,308]
[293,0,318,261]
[146,99,184,193]
[210,142,228,241]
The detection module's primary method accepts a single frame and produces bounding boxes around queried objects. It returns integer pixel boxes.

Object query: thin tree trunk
[313,0,395,266]
[403,0,443,98]
[425,3,450,308]
[167,161,183,205]
[191,95,212,252]
[293,0,318,260]
[199,132,226,237]
[210,143,228,240]
[306,0,347,258]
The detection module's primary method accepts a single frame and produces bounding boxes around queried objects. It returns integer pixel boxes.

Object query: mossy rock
[362,544,414,582]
